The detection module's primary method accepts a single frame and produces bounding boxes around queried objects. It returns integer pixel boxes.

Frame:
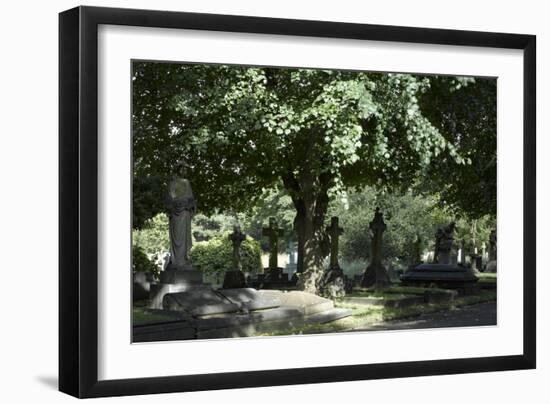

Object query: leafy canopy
[132,62,477,226]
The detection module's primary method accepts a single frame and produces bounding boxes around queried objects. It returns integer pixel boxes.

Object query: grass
[348,285,451,299]
[477,272,497,280]
[256,289,496,337]
[133,305,182,325]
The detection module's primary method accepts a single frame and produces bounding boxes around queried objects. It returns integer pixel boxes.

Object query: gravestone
[262,217,286,283]
[319,217,346,298]
[486,229,497,272]
[133,271,154,301]
[285,241,297,277]
[459,239,466,265]
[401,222,478,291]
[361,208,391,289]
[409,234,423,268]
[469,253,482,273]
[222,225,247,289]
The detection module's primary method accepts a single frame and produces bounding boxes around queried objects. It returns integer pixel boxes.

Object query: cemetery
[131,62,497,342]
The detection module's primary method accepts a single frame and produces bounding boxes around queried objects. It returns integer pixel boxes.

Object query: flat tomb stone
[149,283,200,310]
[258,290,334,315]
[400,263,478,284]
[195,307,304,339]
[162,288,240,316]
[486,260,497,273]
[217,288,281,311]
[305,308,352,324]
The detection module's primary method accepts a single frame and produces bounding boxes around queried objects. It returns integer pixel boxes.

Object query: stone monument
[401,222,478,291]
[285,241,297,276]
[222,225,248,289]
[319,217,346,298]
[361,208,391,289]
[486,229,497,272]
[434,222,457,264]
[409,234,423,268]
[459,239,466,265]
[149,176,204,309]
[160,177,202,283]
[262,217,286,283]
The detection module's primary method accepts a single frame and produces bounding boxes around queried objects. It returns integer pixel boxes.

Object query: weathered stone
[319,216,346,298]
[434,222,457,264]
[459,239,466,265]
[361,208,391,288]
[304,308,353,324]
[133,272,153,301]
[400,263,478,290]
[159,269,203,284]
[217,288,281,311]
[259,290,334,315]
[401,223,478,290]
[162,288,240,316]
[409,234,423,267]
[195,307,305,339]
[262,217,284,271]
[222,270,247,289]
[222,226,248,288]
[165,177,196,271]
[486,260,497,272]
[134,290,352,342]
[148,178,206,309]
[486,229,497,272]
[469,254,482,273]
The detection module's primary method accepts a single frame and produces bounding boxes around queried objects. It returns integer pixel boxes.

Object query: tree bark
[283,172,331,294]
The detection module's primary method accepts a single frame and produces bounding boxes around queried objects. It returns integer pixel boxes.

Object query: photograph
[131,61,498,342]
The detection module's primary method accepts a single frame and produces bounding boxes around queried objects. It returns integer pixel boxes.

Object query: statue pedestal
[149,269,205,309]
[160,269,203,285]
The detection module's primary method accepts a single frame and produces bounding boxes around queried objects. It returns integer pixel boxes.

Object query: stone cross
[326,217,344,270]
[369,207,386,267]
[262,217,284,269]
[361,207,390,288]
[229,225,246,270]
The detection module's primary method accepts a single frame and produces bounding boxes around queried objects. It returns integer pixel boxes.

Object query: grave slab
[305,308,353,324]
[217,288,281,311]
[162,288,240,316]
[258,290,334,315]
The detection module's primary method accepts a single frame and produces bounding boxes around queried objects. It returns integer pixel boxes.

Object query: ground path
[353,301,496,331]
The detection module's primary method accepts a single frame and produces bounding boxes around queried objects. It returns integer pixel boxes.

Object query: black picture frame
[59,5,536,398]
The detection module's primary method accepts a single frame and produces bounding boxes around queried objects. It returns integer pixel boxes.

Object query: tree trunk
[284,173,331,294]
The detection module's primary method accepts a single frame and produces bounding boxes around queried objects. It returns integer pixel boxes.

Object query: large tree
[132,62,492,293]
[418,76,497,218]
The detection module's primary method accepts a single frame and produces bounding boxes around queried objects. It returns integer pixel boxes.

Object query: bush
[132,245,160,278]
[189,233,263,279]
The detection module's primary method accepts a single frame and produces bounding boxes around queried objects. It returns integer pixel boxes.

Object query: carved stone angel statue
[166,177,196,270]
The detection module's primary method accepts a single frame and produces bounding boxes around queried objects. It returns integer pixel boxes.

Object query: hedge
[132,244,160,278]
[189,233,262,278]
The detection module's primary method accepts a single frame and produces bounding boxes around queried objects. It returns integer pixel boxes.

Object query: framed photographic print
[59,5,536,398]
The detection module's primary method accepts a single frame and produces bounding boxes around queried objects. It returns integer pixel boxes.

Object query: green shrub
[132,245,160,278]
[189,233,263,279]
